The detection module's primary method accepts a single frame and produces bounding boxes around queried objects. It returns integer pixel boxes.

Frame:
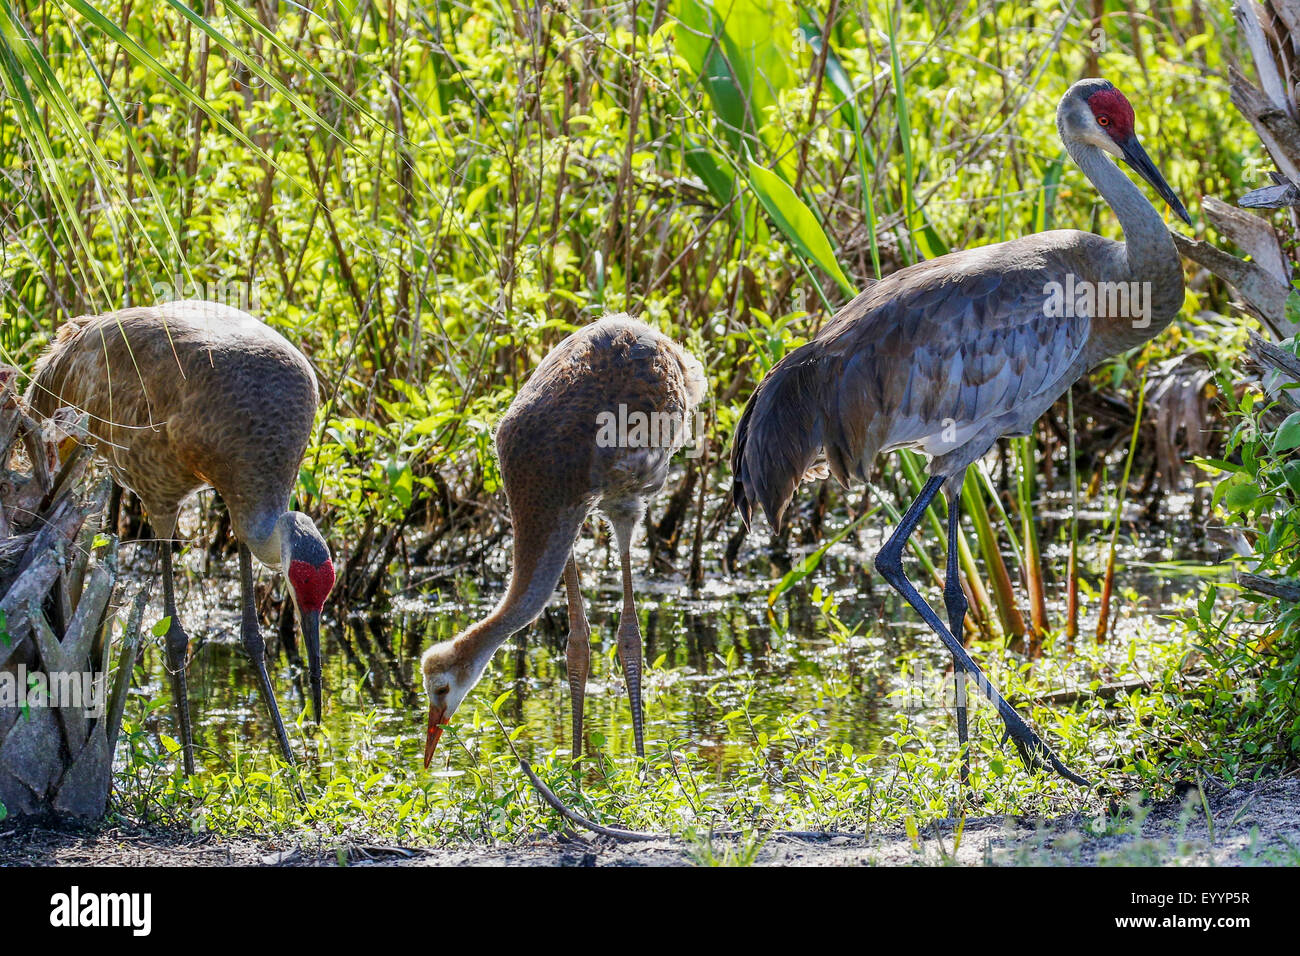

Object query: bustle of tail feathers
[26,313,99,412]
[600,311,707,412]
[730,343,828,533]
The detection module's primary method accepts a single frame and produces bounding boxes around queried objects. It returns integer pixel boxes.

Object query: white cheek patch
[1079,125,1123,157]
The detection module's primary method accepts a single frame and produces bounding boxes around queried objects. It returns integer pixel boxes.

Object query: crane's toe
[997,709,1092,788]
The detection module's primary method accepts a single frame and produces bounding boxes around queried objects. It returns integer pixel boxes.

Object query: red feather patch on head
[288,559,335,612]
[1086,87,1135,141]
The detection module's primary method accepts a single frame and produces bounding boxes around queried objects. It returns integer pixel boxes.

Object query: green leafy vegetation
[0,0,1294,847]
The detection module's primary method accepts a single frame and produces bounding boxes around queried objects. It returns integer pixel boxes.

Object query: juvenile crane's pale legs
[612,513,647,759]
[563,554,591,758]
[562,522,649,762]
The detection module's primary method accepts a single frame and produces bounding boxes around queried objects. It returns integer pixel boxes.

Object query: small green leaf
[151,616,172,637]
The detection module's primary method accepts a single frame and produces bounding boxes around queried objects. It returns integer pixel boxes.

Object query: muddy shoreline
[4,773,1297,867]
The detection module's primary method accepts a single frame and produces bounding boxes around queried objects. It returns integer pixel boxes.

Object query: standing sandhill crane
[419,315,705,767]
[732,78,1191,787]
[27,299,335,775]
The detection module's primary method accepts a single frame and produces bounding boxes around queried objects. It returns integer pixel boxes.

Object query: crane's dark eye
[1097,115,1110,127]
[436,685,450,696]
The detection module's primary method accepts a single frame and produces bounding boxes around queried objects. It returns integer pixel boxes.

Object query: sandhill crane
[419,315,705,767]
[27,299,335,775]
[732,78,1191,787]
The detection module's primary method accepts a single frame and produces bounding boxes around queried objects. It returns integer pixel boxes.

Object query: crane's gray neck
[1070,140,1183,328]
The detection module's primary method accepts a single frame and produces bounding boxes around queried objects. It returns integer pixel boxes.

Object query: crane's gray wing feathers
[732,243,1096,531]
[730,344,828,531]
[820,257,1092,480]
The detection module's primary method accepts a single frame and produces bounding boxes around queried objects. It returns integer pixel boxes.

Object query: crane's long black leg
[238,543,296,767]
[105,482,122,538]
[875,475,1090,787]
[943,480,970,788]
[159,539,195,776]
[562,553,591,768]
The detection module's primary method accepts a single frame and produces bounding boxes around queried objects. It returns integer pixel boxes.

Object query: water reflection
[132,496,1219,782]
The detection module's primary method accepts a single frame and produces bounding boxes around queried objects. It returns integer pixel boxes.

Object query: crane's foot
[164,619,196,776]
[616,620,645,761]
[241,621,297,768]
[992,694,1092,788]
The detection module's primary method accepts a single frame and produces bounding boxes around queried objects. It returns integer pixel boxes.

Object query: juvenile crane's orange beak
[424,704,447,768]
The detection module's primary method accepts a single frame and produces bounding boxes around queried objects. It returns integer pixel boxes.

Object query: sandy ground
[3,772,1298,866]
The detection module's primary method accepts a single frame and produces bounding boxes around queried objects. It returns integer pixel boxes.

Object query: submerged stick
[1236,572,1300,603]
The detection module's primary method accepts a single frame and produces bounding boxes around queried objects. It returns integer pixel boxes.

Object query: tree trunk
[0,369,139,820]
[1176,2,1299,330]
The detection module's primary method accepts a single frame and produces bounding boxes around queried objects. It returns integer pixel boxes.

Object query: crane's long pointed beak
[1120,135,1192,226]
[301,609,323,724]
[424,704,446,769]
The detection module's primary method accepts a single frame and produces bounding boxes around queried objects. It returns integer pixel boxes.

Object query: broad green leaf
[684,145,736,207]
[1273,411,1300,453]
[747,159,856,296]
[1224,483,1258,511]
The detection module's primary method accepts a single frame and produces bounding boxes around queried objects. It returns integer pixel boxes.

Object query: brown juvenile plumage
[27,299,336,774]
[419,314,706,766]
[29,300,316,549]
[732,78,1191,788]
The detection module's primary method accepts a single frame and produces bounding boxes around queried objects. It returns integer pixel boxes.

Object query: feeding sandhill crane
[27,300,335,775]
[732,78,1191,787]
[419,315,705,767]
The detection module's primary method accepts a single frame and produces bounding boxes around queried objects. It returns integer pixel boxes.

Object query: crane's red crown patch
[1085,87,1135,141]
[289,559,335,612]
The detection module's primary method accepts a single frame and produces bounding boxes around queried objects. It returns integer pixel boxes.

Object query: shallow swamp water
[116,486,1226,815]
